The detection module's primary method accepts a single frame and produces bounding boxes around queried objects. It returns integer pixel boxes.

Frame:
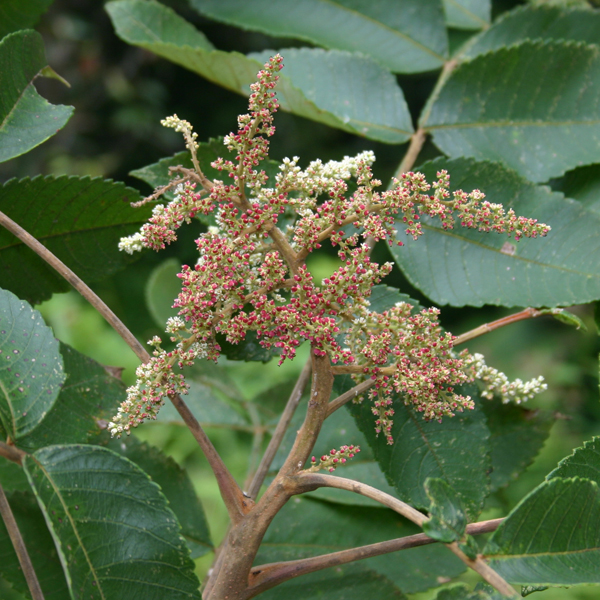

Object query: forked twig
[0,211,247,525]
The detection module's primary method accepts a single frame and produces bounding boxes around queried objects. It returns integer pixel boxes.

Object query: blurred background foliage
[3,0,600,597]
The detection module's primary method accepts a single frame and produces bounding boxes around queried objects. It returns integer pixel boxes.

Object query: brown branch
[248,518,504,596]
[203,349,335,599]
[246,359,312,499]
[394,127,427,179]
[294,473,516,597]
[448,542,517,597]
[0,210,148,363]
[0,441,26,466]
[326,379,376,418]
[298,473,426,525]
[169,393,250,525]
[0,211,248,526]
[0,483,45,600]
[454,307,544,346]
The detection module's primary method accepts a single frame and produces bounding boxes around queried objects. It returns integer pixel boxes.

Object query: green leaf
[481,399,553,492]
[391,157,600,307]
[0,175,150,304]
[0,459,29,492]
[0,0,53,38]
[461,5,600,60]
[256,495,464,595]
[0,30,73,162]
[347,383,491,520]
[23,444,201,599]
[551,163,600,216]
[155,379,249,429]
[106,0,413,143]
[539,307,587,330]
[443,0,490,31]
[422,477,467,543]
[190,0,448,74]
[423,41,600,182]
[250,47,414,144]
[547,436,600,482]
[16,343,126,452]
[102,436,213,558]
[146,258,181,328]
[485,477,600,585]
[0,288,65,439]
[0,491,70,600]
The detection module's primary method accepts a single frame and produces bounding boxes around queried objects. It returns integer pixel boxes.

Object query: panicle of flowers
[383,170,551,241]
[463,353,547,404]
[343,302,474,444]
[107,332,209,437]
[110,54,551,439]
[306,445,360,473]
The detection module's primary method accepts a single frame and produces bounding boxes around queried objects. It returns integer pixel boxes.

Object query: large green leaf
[485,477,600,585]
[15,343,126,452]
[482,398,553,492]
[250,47,414,144]
[102,436,213,558]
[347,383,490,520]
[0,288,64,439]
[391,157,600,307]
[423,40,600,182]
[23,444,201,599]
[0,175,150,304]
[461,5,600,60]
[547,436,600,482]
[443,0,490,31]
[190,0,448,74]
[0,30,73,163]
[0,0,53,38]
[551,163,600,216]
[255,495,464,596]
[0,491,69,600]
[106,0,413,143]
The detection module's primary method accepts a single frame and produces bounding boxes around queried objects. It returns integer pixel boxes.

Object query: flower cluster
[110,54,550,438]
[307,445,360,473]
[463,353,547,404]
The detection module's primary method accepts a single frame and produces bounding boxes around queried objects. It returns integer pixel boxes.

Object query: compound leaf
[106,0,413,143]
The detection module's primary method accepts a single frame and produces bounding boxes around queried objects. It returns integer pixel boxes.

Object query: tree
[1,1,600,599]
